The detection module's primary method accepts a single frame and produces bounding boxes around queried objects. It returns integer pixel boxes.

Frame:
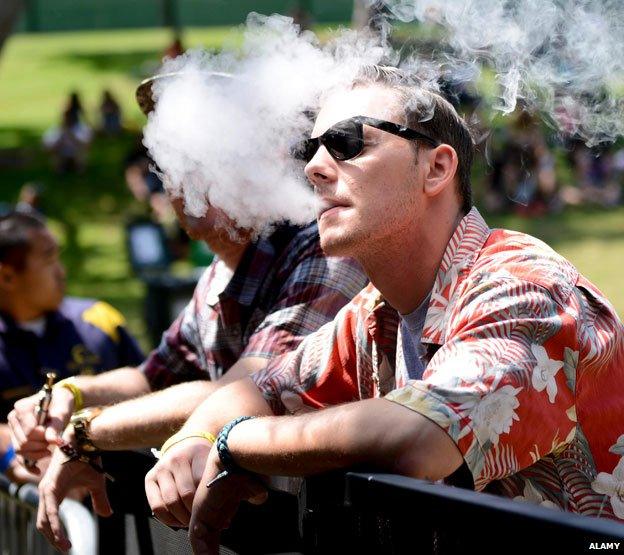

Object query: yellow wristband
[54,378,83,412]
[160,431,216,457]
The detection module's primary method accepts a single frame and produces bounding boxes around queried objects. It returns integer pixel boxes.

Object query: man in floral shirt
[130,66,623,549]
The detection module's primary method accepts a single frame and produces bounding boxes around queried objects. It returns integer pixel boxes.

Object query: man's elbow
[386,418,464,481]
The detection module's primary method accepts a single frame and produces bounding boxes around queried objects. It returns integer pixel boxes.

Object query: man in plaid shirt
[9,186,366,534]
[134,65,623,553]
[10,205,365,449]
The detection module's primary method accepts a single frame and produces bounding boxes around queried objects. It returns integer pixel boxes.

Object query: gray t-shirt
[399,294,431,381]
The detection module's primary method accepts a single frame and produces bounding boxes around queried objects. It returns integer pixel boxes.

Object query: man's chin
[320,234,355,258]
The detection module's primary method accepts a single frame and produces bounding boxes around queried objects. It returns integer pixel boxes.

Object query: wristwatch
[70,406,103,454]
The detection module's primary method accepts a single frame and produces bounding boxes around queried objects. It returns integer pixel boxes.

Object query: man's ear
[422,144,458,199]
[0,263,18,291]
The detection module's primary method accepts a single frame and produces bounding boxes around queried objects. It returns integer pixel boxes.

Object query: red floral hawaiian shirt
[254,208,624,521]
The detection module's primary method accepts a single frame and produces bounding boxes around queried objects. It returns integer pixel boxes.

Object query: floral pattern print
[530,344,564,403]
[253,208,624,521]
[592,457,624,518]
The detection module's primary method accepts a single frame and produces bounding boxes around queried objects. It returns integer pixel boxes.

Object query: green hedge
[18,0,353,32]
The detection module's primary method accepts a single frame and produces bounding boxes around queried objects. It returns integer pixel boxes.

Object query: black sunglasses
[293,115,440,163]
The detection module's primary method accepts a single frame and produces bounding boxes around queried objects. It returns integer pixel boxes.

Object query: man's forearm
[180,378,274,437]
[89,380,220,450]
[73,367,150,407]
[87,357,269,450]
[225,398,464,480]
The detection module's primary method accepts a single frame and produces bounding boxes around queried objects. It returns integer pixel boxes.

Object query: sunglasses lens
[324,120,363,161]
[292,138,320,162]
[293,120,364,163]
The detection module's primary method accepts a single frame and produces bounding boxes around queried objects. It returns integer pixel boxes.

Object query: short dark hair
[0,211,46,271]
[351,66,474,214]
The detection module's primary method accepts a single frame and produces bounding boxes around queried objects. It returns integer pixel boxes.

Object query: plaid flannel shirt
[254,208,624,521]
[141,222,368,389]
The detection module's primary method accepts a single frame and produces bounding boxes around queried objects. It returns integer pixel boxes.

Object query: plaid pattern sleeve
[241,230,368,361]
[139,268,214,390]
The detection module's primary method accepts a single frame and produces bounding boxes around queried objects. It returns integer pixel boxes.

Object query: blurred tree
[162,0,179,34]
[0,0,22,58]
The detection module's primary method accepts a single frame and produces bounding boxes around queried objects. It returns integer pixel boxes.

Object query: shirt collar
[421,207,490,345]
[365,207,490,345]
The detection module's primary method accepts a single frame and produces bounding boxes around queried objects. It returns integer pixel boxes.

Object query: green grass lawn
[1,27,623,352]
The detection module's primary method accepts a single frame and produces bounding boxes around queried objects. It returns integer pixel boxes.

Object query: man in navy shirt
[0,211,144,480]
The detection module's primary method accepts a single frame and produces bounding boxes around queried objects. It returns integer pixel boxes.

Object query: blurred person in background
[563,143,622,207]
[65,91,87,127]
[486,110,559,216]
[124,136,173,222]
[43,108,92,174]
[15,182,45,217]
[99,90,123,136]
[123,136,191,261]
[0,212,144,482]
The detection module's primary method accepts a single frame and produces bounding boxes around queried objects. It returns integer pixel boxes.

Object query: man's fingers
[17,441,51,456]
[8,407,38,439]
[145,473,186,528]
[190,488,241,555]
[172,459,197,514]
[89,480,113,517]
[7,412,30,447]
[44,420,64,444]
[15,456,42,475]
[189,519,220,555]
[158,470,192,526]
[37,487,71,552]
[36,488,54,544]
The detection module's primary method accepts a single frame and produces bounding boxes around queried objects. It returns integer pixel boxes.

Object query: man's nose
[304,146,337,190]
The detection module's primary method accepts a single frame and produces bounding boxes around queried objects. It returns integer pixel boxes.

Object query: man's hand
[6,455,49,484]
[144,437,213,528]
[188,449,268,555]
[36,429,112,553]
[8,387,75,466]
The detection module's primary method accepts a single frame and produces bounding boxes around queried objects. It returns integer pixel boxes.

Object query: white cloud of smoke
[143,14,394,236]
[143,3,624,235]
[381,0,624,144]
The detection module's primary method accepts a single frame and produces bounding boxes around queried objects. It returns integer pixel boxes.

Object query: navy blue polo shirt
[0,297,144,420]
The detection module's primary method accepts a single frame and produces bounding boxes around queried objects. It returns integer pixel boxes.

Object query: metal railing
[0,473,98,555]
[5,469,624,554]
[301,472,624,554]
